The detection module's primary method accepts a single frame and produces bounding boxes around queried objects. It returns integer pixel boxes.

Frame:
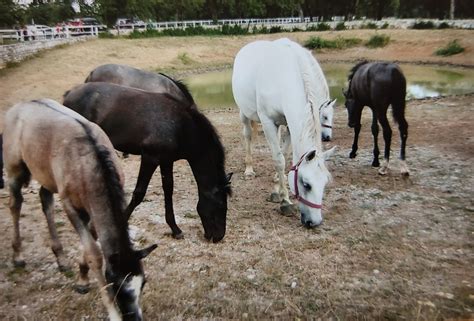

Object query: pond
[185,63,474,109]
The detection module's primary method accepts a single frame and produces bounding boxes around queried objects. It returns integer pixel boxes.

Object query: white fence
[114,17,474,34]
[0,25,100,44]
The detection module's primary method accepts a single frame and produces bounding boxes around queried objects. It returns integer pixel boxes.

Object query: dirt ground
[0,30,473,320]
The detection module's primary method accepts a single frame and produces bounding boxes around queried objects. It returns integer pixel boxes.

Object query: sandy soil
[0,30,473,320]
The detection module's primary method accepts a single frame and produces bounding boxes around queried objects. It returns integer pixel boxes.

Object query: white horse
[232,38,336,227]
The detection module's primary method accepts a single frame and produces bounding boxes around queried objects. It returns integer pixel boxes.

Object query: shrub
[269,26,283,34]
[435,40,465,56]
[381,22,389,29]
[306,22,331,31]
[291,26,303,32]
[335,22,346,30]
[304,36,362,50]
[438,22,451,29]
[412,21,435,29]
[365,34,390,48]
[361,22,378,29]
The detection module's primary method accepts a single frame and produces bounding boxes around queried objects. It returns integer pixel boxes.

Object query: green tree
[0,0,22,27]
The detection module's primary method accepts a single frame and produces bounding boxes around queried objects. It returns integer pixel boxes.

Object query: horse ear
[305,150,316,162]
[226,172,233,184]
[323,146,337,160]
[136,244,158,260]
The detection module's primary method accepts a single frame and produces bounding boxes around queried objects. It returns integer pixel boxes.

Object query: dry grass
[0,29,473,320]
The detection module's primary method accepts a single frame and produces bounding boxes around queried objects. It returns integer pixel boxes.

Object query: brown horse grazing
[85,63,195,107]
[343,61,409,176]
[63,82,232,242]
[2,99,157,321]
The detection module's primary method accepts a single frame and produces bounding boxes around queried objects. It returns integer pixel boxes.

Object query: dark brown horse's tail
[0,133,4,189]
[391,67,407,125]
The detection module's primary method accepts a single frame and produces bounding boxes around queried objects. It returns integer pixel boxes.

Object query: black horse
[63,81,232,242]
[343,61,409,176]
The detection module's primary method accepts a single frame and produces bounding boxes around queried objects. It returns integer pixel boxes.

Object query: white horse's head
[288,146,337,227]
[320,99,336,142]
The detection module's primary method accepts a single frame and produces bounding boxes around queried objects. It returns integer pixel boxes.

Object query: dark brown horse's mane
[348,60,370,82]
[31,100,130,245]
[188,108,231,195]
[159,73,195,107]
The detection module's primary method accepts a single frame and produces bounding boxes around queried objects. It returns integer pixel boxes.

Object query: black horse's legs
[377,112,392,175]
[39,187,69,272]
[371,111,380,167]
[350,124,361,158]
[125,155,159,220]
[398,114,410,176]
[160,162,183,239]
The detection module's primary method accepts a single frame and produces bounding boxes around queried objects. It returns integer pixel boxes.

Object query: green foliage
[438,22,451,29]
[365,34,390,48]
[411,21,436,29]
[335,22,346,31]
[360,22,378,29]
[304,36,362,50]
[381,22,389,29]
[98,31,116,38]
[435,40,465,56]
[306,22,331,31]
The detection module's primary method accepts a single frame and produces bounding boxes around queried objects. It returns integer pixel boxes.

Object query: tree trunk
[450,0,455,19]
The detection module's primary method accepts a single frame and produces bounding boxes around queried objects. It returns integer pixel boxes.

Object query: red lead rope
[289,151,323,209]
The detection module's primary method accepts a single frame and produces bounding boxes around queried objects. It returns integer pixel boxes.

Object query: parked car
[24,24,56,40]
[81,17,107,31]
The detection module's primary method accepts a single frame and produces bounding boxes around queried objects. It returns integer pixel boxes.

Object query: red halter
[289,151,323,209]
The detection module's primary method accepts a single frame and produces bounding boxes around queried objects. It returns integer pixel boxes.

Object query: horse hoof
[372,161,380,167]
[58,264,71,273]
[244,170,256,179]
[13,260,26,268]
[401,170,410,177]
[0,180,4,189]
[349,152,357,159]
[172,232,184,240]
[268,192,281,203]
[280,203,297,216]
[74,284,90,294]
[378,167,389,175]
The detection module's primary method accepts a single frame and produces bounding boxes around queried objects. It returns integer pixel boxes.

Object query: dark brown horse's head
[197,172,232,243]
[343,88,359,128]
[105,244,157,320]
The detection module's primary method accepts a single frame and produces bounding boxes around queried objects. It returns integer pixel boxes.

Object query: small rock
[373,269,380,275]
[436,292,454,299]
[291,281,297,288]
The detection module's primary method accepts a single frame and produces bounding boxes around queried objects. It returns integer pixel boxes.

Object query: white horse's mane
[284,40,329,151]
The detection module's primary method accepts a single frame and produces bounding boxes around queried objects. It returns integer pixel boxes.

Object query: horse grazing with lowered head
[85,63,195,107]
[343,61,409,176]
[232,38,336,228]
[2,99,157,321]
[63,82,232,242]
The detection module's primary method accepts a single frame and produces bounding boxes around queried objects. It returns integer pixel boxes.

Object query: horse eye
[303,182,311,191]
[324,116,328,120]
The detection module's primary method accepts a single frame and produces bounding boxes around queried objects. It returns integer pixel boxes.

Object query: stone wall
[0,36,94,67]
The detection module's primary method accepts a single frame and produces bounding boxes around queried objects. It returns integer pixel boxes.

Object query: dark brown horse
[2,99,157,320]
[343,61,409,176]
[85,63,195,107]
[63,82,232,242]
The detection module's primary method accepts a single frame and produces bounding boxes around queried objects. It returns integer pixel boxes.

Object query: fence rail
[0,25,99,43]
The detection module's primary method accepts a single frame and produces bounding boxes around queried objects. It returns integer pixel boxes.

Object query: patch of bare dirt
[0,31,473,320]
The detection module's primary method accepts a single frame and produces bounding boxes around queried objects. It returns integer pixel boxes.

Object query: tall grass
[304,36,362,50]
[435,40,464,56]
[365,34,390,48]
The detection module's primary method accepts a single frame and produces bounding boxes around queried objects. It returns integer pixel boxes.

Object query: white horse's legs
[260,118,296,215]
[274,125,291,183]
[240,113,255,178]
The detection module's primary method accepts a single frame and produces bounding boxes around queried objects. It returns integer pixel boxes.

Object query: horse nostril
[304,221,313,229]
[322,136,330,142]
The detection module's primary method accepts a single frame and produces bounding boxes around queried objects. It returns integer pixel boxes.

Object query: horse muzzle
[322,135,331,142]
